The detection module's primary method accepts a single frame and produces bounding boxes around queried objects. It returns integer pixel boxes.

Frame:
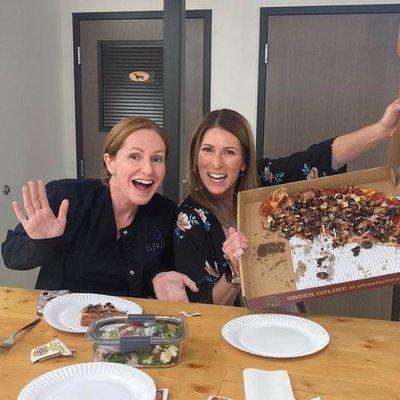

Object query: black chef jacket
[1,179,176,297]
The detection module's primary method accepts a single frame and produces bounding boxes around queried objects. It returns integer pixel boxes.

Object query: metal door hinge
[77,46,81,65]
[80,159,84,178]
[265,43,268,64]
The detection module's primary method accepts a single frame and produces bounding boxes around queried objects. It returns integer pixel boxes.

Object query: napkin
[243,368,296,400]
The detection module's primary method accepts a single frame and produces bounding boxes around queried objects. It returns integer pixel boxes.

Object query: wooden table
[0,286,399,400]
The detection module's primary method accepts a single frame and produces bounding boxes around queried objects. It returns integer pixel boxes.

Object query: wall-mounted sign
[128,70,155,83]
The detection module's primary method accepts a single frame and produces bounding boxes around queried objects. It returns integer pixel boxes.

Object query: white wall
[0,0,63,287]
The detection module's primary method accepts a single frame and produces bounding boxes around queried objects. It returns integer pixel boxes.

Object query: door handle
[2,184,10,195]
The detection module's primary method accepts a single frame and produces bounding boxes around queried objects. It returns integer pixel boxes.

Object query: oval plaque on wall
[129,71,152,83]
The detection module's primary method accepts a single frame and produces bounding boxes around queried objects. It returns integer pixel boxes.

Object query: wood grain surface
[0,286,399,399]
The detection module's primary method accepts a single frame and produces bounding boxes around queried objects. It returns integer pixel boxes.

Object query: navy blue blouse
[2,179,176,297]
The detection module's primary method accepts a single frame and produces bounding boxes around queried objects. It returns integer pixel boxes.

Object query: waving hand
[12,180,69,239]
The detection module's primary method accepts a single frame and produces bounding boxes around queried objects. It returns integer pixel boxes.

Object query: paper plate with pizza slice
[43,293,143,333]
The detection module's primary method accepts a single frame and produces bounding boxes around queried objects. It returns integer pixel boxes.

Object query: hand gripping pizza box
[237,135,400,309]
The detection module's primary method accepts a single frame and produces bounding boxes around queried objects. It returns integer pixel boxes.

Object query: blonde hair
[185,109,258,227]
[102,116,168,184]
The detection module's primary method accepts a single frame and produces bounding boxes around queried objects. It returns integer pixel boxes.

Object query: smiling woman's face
[104,128,166,207]
[197,127,246,201]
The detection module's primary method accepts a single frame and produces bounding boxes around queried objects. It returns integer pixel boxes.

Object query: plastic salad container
[85,314,186,368]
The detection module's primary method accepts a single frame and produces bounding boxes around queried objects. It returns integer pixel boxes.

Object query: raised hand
[222,227,248,276]
[152,271,198,302]
[377,98,400,138]
[12,180,69,239]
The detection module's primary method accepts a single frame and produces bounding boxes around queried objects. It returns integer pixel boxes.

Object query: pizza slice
[259,187,288,219]
[80,302,127,326]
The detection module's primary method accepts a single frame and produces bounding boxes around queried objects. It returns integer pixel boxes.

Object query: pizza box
[238,134,400,309]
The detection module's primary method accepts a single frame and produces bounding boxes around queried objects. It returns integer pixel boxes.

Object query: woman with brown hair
[2,116,197,300]
[174,99,400,306]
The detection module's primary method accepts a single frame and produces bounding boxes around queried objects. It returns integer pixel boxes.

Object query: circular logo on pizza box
[265,296,281,308]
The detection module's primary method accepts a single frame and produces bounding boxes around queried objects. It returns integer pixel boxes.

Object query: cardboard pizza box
[238,144,400,309]
[237,29,400,310]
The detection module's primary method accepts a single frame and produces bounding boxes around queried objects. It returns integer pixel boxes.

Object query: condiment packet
[207,396,233,400]
[30,339,73,363]
[156,388,169,400]
[179,311,202,317]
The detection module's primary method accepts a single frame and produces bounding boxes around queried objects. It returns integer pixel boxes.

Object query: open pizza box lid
[237,163,400,309]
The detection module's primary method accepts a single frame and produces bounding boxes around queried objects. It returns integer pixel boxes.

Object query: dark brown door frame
[256,4,400,321]
[72,10,212,198]
[163,0,185,202]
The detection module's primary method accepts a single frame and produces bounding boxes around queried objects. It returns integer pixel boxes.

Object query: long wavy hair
[184,109,258,227]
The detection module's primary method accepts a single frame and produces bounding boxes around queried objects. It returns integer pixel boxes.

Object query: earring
[182,168,204,191]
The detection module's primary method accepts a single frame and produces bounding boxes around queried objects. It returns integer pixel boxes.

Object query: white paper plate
[18,362,156,400]
[43,293,143,333]
[221,314,329,358]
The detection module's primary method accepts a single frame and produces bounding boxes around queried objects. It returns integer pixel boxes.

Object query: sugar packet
[31,339,73,363]
[156,388,169,400]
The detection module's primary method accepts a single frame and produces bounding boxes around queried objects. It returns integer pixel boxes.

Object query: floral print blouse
[174,197,231,304]
[174,137,345,304]
[257,138,345,186]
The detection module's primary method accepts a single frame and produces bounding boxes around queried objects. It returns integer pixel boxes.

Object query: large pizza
[259,186,400,254]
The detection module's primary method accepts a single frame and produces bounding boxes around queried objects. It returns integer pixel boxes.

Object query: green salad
[93,321,181,367]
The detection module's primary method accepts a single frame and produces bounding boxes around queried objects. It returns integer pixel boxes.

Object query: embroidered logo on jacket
[146,229,166,256]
